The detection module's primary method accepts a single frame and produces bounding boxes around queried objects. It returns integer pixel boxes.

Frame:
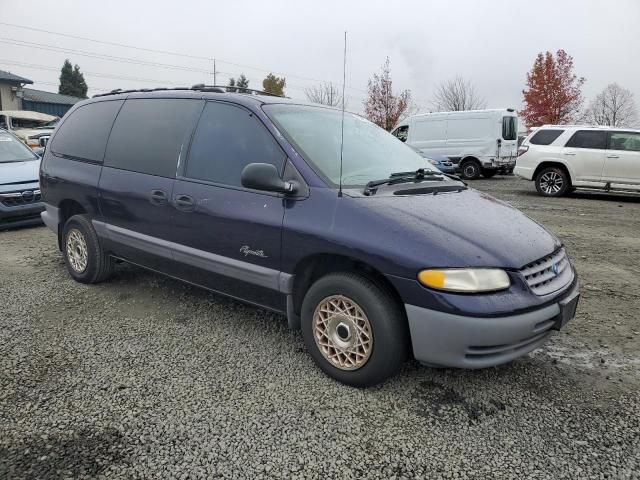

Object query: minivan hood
[0,160,41,189]
[342,188,560,271]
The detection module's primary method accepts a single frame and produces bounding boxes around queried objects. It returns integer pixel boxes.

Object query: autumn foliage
[364,57,411,131]
[521,50,585,127]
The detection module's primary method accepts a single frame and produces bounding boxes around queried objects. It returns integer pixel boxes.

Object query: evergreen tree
[59,59,88,98]
[262,73,286,96]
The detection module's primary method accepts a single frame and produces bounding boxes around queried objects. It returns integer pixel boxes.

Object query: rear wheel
[62,214,113,283]
[482,168,497,178]
[301,272,408,387]
[460,160,481,180]
[535,167,569,197]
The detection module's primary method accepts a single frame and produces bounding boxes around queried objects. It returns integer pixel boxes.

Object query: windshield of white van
[264,104,435,187]
[0,132,38,162]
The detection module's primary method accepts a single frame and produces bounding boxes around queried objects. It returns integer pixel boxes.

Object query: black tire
[301,272,408,387]
[460,159,481,180]
[62,214,113,284]
[535,166,569,197]
[481,168,497,179]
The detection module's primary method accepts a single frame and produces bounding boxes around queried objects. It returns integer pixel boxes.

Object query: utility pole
[213,58,217,85]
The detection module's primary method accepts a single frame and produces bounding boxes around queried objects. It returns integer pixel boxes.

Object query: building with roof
[0,69,33,111]
[0,69,83,117]
[22,88,83,117]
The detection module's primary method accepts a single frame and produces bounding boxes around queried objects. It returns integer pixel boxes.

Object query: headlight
[418,268,510,293]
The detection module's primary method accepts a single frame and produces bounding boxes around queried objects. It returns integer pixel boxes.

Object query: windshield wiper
[363,168,444,195]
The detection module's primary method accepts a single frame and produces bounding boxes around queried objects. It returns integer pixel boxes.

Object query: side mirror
[39,136,50,147]
[241,163,297,194]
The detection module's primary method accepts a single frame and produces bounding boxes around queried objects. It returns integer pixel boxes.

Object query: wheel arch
[533,161,573,186]
[289,253,405,328]
[57,199,87,249]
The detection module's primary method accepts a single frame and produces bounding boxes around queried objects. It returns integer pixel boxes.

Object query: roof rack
[93,84,285,98]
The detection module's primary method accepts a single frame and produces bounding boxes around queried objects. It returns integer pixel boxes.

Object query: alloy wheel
[539,171,564,195]
[313,295,373,371]
[66,229,88,273]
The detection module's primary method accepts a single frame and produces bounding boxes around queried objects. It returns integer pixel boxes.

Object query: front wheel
[460,160,481,180]
[301,272,408,387]
[535,167,569,197]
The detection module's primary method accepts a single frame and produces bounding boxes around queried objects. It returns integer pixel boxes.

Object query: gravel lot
[1,176,639,479]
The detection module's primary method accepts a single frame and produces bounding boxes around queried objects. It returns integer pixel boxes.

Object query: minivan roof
[77,87,317,111]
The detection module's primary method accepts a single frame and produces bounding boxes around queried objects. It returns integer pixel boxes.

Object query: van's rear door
[98,98,203,272]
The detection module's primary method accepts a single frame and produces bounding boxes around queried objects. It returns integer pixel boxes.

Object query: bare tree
[431,76,487,111]
[585,83,638,127]
[305,82,343,107]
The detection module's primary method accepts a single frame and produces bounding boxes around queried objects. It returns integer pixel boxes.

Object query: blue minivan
[40,87,579,387]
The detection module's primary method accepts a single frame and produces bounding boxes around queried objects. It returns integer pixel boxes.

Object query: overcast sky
[2,0,639,115]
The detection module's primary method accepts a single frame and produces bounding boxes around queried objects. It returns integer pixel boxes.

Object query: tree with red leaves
[364,57,411,131]
[521,50,585,127]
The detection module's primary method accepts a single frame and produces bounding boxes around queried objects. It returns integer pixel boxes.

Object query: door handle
[607,155,619,159]
[173,194,195,211]
[149,189,168,206]
[563,152,576,156]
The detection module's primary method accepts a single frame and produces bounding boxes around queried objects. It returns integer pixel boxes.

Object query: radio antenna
[338,30,347,198]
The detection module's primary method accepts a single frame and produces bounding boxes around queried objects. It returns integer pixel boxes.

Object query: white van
[391,109,519,179]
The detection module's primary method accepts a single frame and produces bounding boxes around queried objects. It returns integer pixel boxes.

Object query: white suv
[515,125,640,196]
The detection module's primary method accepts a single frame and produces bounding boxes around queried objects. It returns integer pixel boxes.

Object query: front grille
[0,190,41,207]
[520,248,573,296]
[466,330,553,360]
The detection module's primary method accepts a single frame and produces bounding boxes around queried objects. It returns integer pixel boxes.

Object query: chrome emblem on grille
[21,190,34,202]
[551,263,559,275]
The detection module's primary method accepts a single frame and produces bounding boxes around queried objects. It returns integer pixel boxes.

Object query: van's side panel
[40,155,103,222]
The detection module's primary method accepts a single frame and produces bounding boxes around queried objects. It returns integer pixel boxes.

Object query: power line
[0,59,190,86]
[0,21,212,61]
[0,38,213,74]
[0,22,369,94]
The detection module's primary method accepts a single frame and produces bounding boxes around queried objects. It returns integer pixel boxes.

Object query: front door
[603,131,640,185]
[561,129,607,183]
[169,101,288,310]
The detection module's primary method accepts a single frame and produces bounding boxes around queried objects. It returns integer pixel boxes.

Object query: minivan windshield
[0,132,38,163]
[264,104,436,187]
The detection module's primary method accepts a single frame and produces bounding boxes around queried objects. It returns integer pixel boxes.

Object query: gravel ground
[1,176,639,479]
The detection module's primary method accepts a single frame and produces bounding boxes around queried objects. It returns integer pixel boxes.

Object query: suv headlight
[418,268,510,293]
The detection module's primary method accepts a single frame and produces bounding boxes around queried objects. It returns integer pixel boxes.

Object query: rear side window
[185,102,285,187]
[51,100,123,162]
[502,116,517,140]
[565,130,607,150]
[529,129,564,145]
[609,132,640,152]
[104,98,202,177]
[392,125,408,142]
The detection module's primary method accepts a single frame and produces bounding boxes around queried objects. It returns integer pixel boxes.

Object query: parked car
[0,128,44,229]
[391,109,519,180]
[515,125,640,196]
[0,111,58,149]
[40,88,579,387]
[409,146,457,174]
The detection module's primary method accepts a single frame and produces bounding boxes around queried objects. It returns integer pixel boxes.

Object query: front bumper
[0,200,45,230]
[405,282,579,368]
